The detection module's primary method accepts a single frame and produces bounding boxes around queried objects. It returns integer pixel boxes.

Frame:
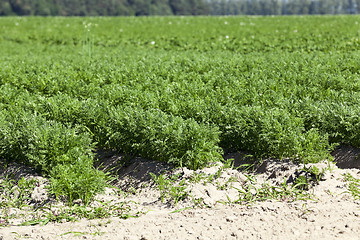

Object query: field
[0,16,360,239]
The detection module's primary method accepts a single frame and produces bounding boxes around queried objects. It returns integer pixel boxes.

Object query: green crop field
[1,15,360,205]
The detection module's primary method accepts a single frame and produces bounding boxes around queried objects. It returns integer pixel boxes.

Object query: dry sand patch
[1,146,359,240]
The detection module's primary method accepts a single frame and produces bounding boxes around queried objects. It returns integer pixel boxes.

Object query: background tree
[0,0,14,15]
[1,0,360,16]
[150,0,173,15]
[169,0,191,15]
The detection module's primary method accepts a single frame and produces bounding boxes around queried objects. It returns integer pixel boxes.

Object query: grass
[149,160,329,208]
[0,157,356,227]
[0,173,137,227]
[19,201,136,226]
[343,173,360,200]
[149,172,188,205]
[232,176,313,204]
[0,175,38,209]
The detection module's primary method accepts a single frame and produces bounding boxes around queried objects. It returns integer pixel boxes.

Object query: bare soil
[0,146,359,240]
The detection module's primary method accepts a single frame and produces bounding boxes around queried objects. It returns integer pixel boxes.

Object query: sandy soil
[0,146,359,240]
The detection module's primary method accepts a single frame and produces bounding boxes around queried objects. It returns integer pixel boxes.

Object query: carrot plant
[1,15,360,206]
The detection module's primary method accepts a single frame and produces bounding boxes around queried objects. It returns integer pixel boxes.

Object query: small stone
[226,216,237,223]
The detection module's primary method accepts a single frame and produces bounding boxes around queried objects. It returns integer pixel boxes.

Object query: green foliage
[49,159,107,206]
[0,110,94,172]
[37,202,131,223]
[0,175,38,209]
[343,173,360,200]
[292,165,326,191]
[0,174,39,226]
[0,109,107,205]
[108,107,222,169]
[150,172,188,204]
[1,15,360,206]
[219,106,331,162]
[233,175,312,203]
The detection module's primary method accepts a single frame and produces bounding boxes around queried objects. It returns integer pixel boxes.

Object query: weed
[216,176,238,191]
[150,172,188,205]
[188,172,208,184]
[0,175,38,209]
[291,165,326,191]
[191,197,205,207]
[0,174,40,226]
[222,158,235,169]
[170,207,193,213]
[343,173,360,200]
[296,203,317,218]
[232,176,313,204]
[19,200,133,226]
[82,22,94,58]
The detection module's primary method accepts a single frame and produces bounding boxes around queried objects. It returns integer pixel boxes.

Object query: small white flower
[151,41,155,45]
[293,29,298,33]
[168,21,172,24]
[225,35,229,39]
[119,29,123,32]
[224,21,228,25]
[15,22,19,26]
[66,24,69,27]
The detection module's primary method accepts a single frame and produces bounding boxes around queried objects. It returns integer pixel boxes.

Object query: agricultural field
[0,16,360,239]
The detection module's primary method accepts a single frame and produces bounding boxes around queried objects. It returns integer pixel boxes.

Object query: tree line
[0,0,359,16]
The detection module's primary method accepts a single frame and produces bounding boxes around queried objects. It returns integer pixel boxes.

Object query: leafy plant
[108,106,222,169]
[2,16,360,211]
[233,176,312,204]
[0,175,38,209]
[291,165,326,190]
[150,172,188,205]
[49,157,107,206]
[20,201,133,226]
[343,173,360,200]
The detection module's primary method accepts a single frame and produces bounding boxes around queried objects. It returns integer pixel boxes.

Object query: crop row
[1,16,360,204]
[1,16,360,53]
